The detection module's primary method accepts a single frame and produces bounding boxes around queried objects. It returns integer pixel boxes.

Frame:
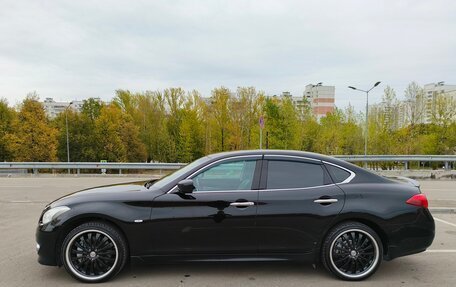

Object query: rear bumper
[36,226,60,266]
[385,208,435,261]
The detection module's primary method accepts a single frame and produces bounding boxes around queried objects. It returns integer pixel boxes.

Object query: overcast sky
[1,0,455,111]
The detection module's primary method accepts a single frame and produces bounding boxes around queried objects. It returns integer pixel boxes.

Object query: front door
[148,156,261,255]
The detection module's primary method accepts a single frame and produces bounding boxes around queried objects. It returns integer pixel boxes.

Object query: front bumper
[36,226,60,266]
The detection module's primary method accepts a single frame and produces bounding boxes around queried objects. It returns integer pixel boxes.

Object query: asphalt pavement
[0,177,455,286]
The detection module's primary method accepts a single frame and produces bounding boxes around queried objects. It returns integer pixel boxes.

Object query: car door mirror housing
[177,179,195,193]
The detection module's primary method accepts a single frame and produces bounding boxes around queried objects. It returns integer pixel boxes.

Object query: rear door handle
[230,202,255,207]
[314,198,338,204]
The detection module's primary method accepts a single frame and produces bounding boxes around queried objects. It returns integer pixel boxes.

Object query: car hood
[50,179,163,207]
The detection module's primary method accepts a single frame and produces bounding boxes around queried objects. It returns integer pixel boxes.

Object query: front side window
[192,160,257,192]
[151,156,210,190]
[266,160,325,189]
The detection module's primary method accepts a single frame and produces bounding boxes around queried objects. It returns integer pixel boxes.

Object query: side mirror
[177,179,195,193]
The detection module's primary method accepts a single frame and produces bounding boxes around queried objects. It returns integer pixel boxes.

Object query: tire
[321,221,383,281]
[61,221,128,283]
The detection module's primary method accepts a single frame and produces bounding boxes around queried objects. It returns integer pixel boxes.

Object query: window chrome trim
[322,161,356,184]
[262,155,331,190]
[166,155,262,194]
[263,154,321,163]
[169,189,256,194]
[260,183,336,192]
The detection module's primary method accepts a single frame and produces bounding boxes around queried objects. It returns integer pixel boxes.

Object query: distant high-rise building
[396,101,408,128]
[423,82,456,123]
[304,84,335,120]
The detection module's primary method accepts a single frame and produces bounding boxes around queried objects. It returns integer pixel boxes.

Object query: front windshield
[150,156,210,190]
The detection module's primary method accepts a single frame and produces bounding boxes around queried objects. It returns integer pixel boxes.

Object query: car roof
[205,149,390,183]
[208,149,339,162]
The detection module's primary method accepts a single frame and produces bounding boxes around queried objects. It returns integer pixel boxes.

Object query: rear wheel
[321,221,383,281]
[61,221,128,283]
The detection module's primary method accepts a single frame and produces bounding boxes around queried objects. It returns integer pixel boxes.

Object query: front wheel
[321,221,383,281]
[61,221,128,283]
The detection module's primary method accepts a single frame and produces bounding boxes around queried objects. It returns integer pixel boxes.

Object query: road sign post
[100,160,107,174]
[259,116,264,149]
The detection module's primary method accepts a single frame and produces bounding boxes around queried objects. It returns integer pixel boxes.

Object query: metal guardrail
[334,155,456,162]
[0,155,454,174]
[334,155,456,170]
[0,162,186,170]
[0,162,187,175]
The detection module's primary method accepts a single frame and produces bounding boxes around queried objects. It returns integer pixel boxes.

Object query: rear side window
[266,160,325,189]
[325,164,351,183]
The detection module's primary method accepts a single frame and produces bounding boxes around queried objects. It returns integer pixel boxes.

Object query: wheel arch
[318,216,389,260]
[55,214,130,266]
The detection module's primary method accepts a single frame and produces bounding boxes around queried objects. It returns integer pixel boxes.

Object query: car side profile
[36,150,435,282]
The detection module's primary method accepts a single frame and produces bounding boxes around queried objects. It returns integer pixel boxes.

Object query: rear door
[256,155,345,254]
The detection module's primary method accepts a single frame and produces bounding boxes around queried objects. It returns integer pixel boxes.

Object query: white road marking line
[0,186,37,188]
[426,250,456,253]
[1,200,47,204]
[434,217,456,228]
[9,200,33,203]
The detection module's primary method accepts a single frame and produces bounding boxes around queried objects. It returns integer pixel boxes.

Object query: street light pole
[65,102,74,174]
[348,82,381,162]
[311,82,322,96]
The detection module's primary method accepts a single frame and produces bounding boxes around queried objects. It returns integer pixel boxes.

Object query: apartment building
[42,98,102,119]
[423,82,456,123]
[303,84,335,120]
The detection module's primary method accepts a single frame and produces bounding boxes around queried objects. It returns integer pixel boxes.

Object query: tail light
[406,194,428,208]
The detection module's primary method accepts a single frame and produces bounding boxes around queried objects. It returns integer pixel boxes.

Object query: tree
[119,114,147,162]
[0,99,16,161]
[404,82,426,126]
[431,93,456,127]
[54,109,93,162]
[4,93,58,161]
[2,84,456,166]
[164,88,186,162]
[136,91,174,162]
[235,87,264,149]
[91,104,147,162]
[178,91,205,162]
[381,86,399,131]
[114,89,138,117]
[263,96,300,149]
[81,98,103,121]
[211,87,232,151]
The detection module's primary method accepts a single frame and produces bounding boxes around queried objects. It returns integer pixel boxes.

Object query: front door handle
[230,202,255,207]
[314,198,338,204]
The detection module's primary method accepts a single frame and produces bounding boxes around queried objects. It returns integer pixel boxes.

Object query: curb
[430,207,456,214]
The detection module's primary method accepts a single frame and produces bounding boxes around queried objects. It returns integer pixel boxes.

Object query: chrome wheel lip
[329,228,380,279]
[65,229,119,281]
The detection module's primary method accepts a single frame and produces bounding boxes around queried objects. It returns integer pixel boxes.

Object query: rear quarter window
[325,164,351,183]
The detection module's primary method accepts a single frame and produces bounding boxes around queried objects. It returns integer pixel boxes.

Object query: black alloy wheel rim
[68,231,117,278]
[331,230,377,276]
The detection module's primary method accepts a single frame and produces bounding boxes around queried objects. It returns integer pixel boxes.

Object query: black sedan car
[36,150,435,282]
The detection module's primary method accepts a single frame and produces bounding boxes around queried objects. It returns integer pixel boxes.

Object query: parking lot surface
[0,177,455,286]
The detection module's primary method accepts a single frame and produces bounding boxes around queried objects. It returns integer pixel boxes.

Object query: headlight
[42,206,70,225]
